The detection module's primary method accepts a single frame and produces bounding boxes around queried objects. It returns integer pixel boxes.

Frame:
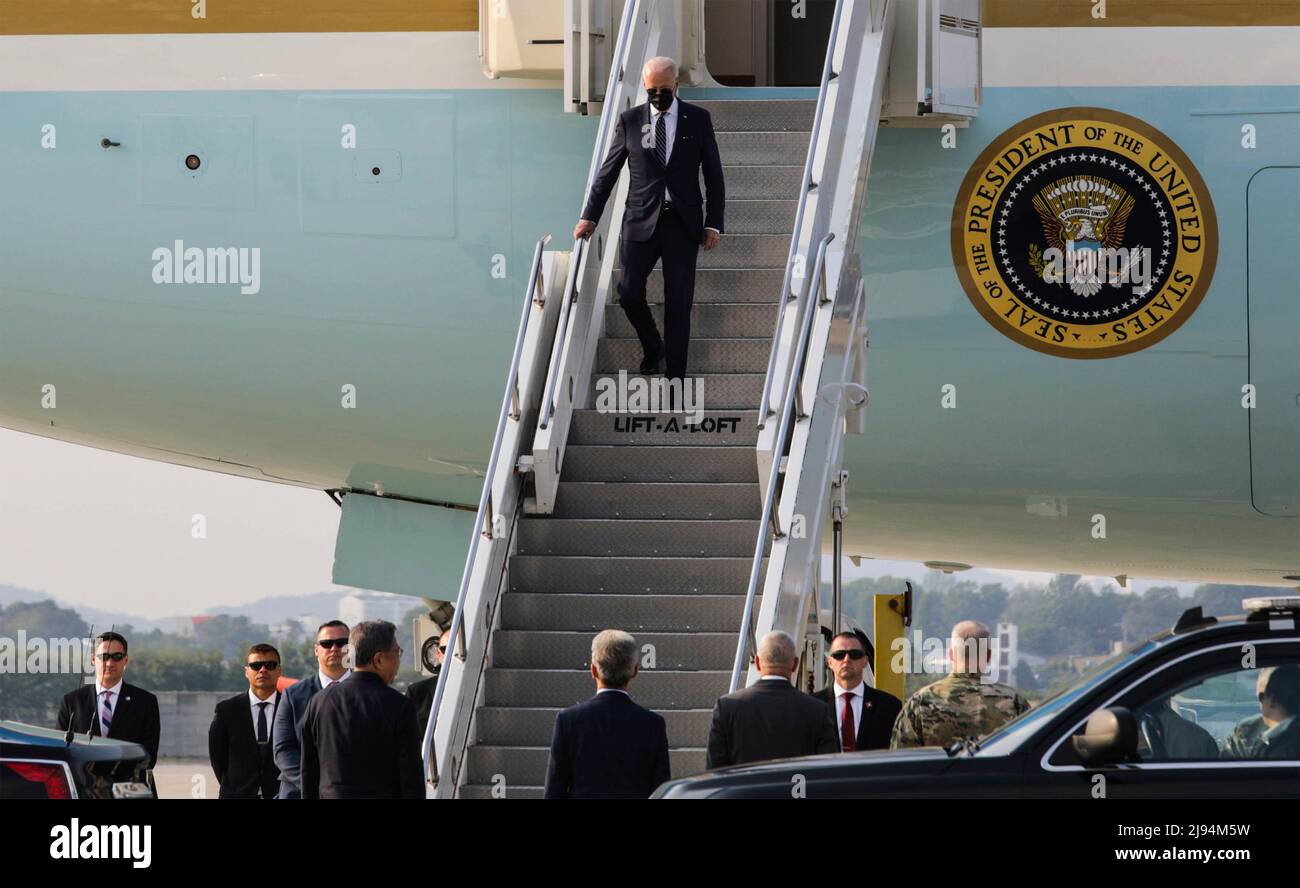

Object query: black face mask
[647,87,675,112]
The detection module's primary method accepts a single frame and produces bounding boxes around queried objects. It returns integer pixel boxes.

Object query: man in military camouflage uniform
[890,620,1030,749]
[1221,665,1299,759]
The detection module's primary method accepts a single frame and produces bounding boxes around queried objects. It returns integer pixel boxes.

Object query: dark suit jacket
[543,690,671,799]
[57,682,160,772]
[581,98,725,243]
[300,670,424,799]
[208,691,281,799]
[814,683,903,752]
[272,673,321,799]
[406,675,436,736]
[706,678,839,769]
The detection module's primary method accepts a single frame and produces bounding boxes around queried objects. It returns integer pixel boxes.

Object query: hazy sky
[0,427,1190,619]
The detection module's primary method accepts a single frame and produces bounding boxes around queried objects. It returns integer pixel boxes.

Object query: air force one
[1,0,1297,603]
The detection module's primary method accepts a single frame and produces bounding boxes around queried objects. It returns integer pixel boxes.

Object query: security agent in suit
[544,629,671,799]
[300,620,424,799]
[57,631,161,790]
[272,620,351,798]
[208,643,283,799]
[706,630,839,769]
[574,55,725,382]
[814,631,902,752]
[405,625,450,731]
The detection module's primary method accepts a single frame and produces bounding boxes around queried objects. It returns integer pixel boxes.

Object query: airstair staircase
[421,0,979,797]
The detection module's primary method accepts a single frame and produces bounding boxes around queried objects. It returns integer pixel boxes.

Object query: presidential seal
[951,108,1217,358]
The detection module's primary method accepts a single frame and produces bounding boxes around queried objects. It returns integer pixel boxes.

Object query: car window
[1048,647,1299,766]
[1133,655,1299,762]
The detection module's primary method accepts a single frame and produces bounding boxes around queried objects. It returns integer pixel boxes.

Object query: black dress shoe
[639,347,663,375]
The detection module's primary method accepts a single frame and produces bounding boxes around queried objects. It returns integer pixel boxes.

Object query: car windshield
[975,640,1157,756]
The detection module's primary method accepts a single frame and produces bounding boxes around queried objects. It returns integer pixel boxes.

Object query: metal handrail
[422,233,551,788]
[755,0,848,431]
[730,232,834,693]
[538,235,586,430]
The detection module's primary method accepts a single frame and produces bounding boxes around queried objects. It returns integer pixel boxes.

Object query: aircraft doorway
[704,0,835,86]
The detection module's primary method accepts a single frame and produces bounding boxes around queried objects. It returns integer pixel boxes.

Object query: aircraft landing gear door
[1247,167,1300,516]
[565,0,618,115]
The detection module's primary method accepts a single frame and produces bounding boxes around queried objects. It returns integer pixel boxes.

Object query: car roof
[0,719,147,759]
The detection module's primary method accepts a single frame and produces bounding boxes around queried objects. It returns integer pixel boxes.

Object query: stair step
[636,268,787,303]
[516,518,769,557]
[474,705,714,747]
[491,632,739,670]
[604,302,775,339]
[689,98,816,132]
[598,338,771,374]
[465,745,707,786]
[569,409,758,445]
[552,482,759,519]
[584,374,763,411]
[559,446,759,482]
[500,593,749,632]
[709,197,799,233]
[715,131,810,166]
[509,555,764,594]
[720,166,803,200]
[484,668,731,708]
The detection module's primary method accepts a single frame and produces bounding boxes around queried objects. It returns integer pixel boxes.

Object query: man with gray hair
[705,630,838,769]
[890,620,1030,750]
[300,620,423,798]
[574,55,725,383]
[544,629,670,798]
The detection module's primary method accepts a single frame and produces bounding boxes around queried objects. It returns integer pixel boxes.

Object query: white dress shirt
[650,95,719,236]
[596,688,630,697]
[833,682,864,744]
[758,674,791,684]
[94,678,123,737]
[318,668,351,689]
[248,689,279,741]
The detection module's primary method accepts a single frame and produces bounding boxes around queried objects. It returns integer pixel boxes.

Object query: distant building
[270,613,319,640]
[993,622,1018,685]
[167,616,197,638]
[338,590,414,627]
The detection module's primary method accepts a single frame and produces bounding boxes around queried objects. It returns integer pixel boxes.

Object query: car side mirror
[1071,706,1138,766]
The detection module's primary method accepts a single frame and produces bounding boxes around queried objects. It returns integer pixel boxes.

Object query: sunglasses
[246,660,280,671]
[96,652,126,663]
[646,87,674,97]
[438,645,448,654]
[829,649,867,661]
[317,638,349,649]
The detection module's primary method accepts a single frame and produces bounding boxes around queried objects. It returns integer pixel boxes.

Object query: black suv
[654,597,1300,798]
[1,720,153,799]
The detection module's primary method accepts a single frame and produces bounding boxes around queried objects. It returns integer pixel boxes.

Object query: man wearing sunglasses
[208,643,283,798]
[56,631,161,792]
[813,631,902,752]
[574,55,725,384]
[273,620,350,798]
[406,625,452,733]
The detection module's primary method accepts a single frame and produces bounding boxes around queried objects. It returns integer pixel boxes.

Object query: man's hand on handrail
[574,219,596,240]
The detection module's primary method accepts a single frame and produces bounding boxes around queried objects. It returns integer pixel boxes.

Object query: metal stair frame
[736,0,895,689]
[421,238,569,797]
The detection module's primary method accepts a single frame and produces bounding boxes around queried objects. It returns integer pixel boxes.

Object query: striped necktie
[100,690,114,736]
[654,111,667,167]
